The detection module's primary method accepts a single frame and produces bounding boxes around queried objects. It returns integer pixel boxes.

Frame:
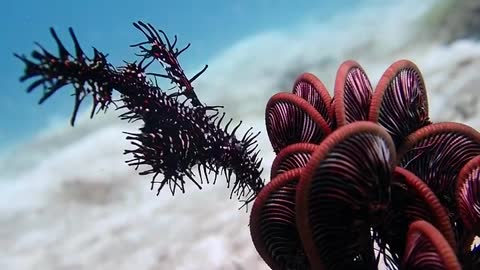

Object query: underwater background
[1,0,480,269]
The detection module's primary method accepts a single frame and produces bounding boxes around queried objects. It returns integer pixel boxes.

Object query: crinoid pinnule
[380,166,456,264]
[457,155,480,236]
[250,168,310,270]
[269,143,318,178]
[397,122,480,217]
[369,59,431,147]
[295,121,396,270]
[265,92,332,154]
[402,220,461,270]
[292,72,335,129]
[333,60,373,127]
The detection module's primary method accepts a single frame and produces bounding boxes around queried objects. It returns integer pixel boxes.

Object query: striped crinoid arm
[380,167,456,264]
[333,60,373,127]
[369,59,431,147]
[250,168,310,270]
[457,155,480,236]
[270,143,318,178]
[265,92,332,154]
[397,122,480,217]
[402,220,461,270]
[16,22,265,205]
[292,72,335,129]
[296,121,396,270]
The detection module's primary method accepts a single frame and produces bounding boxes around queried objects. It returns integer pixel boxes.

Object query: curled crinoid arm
[15,28,115,125]
[250,168,310,270]
[292,72,335,129]
[296,121,396,270]
[270,143,318,178]
[380,167,456,264]
[402,220,461,270]
[265,92,332,153]
[456,155,480,236]
[131,21,208,107]
[16,23,265,206]
[369,59,431,147]
[334,60,373,127]
[397,122,480,217]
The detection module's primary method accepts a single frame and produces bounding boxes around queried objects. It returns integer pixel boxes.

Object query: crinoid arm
[16,22,265,206]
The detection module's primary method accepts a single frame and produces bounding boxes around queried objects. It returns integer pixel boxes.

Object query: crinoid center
[368,201,389,227]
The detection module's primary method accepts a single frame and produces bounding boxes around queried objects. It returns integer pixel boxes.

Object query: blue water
[2,0,362,151]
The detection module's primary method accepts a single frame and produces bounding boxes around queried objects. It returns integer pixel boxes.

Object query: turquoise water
[2,0,362,150]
